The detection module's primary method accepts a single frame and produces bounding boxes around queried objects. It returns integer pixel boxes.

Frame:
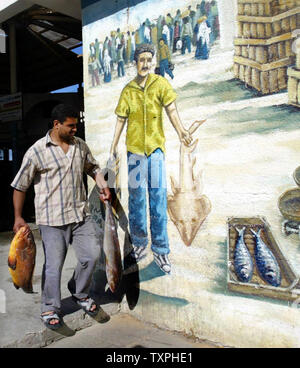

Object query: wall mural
[83,0,300,348]
[86,0,219,88]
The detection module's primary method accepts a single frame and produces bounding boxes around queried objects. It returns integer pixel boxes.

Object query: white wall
[218,0,238,49]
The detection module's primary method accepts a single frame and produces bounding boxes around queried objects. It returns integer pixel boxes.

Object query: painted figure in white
[103,49,112,83]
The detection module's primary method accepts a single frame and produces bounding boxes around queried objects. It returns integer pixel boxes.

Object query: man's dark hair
[134,43,155,62]
[51,104,79,124]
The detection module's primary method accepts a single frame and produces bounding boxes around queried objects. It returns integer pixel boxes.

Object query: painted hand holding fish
[179,129,193,146]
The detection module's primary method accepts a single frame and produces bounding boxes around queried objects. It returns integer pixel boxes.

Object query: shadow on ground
[210,103,300,138]
[177,79,260,108]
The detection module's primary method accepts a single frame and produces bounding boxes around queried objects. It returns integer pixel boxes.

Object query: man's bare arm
[165,101,192,146]
[13,189,30,233]
[110,116,127,157]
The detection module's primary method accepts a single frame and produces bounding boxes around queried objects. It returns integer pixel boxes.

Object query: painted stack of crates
[234,0,299,94]
[287,42,300,106]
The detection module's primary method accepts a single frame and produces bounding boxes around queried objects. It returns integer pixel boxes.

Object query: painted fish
[234,227,253,283]
[251,228,281,287]
[168,120,211,246]
[8,227,36,293]
[103,200,123,293]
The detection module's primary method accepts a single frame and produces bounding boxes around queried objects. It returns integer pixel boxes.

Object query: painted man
[11,104,111,330]
[157,38,174,79]
[110,44,192,274]
[181,16,193,55]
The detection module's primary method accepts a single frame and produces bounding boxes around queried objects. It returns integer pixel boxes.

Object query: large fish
[234,227,253,283]
[251,228,281,287]
[103,200,123,293]
[8,227,36,293]
[168,120,211,246]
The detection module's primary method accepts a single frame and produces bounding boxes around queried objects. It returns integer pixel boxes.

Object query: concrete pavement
[46,313,221,348]
[0,225,120,348]
[0,225,220,348]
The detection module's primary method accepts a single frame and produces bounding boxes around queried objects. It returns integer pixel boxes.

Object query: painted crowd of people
[88,0,219,87]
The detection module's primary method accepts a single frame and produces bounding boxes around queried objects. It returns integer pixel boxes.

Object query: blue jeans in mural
[117,60,125,77]
[181,35,191,55]
[160,58,174,79]
[195,39,209,60]
[104,71,111,83]
[127,149,169,255]
[162,34,168,45]
[130,48,135,62]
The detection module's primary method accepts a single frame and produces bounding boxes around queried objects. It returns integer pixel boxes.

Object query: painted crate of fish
[236,9,299,39]
[237,0,299,17]
[234,0,299,94]
[233,62,289,93]
[227,216,300,302]
[236,15,299,41]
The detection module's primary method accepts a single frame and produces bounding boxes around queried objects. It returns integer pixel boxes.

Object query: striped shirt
[11,131,100,226]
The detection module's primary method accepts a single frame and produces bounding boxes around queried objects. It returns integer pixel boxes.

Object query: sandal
[73,297,99,317]
[40,311,63,330]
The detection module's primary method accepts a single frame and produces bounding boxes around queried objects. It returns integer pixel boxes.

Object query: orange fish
[8,227,36,293]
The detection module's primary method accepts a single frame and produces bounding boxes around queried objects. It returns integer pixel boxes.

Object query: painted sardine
[103,200,123,293]
[234,227,253,283]
[8,227,36,293]
[251,228,281,287]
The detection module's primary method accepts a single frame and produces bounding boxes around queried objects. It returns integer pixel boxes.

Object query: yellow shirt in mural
[115,73,177,156]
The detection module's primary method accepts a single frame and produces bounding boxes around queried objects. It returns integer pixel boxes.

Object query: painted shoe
[130,245,147,263]
[153,253,171,275]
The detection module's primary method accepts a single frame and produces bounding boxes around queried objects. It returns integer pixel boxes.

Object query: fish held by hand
[8,226,36,293]
[103,201,123,293]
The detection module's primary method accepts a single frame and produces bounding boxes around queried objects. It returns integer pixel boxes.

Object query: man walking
[11,104,111,330]
[157,38,174,79]
[181,16,193,55]
[110,44,192,274]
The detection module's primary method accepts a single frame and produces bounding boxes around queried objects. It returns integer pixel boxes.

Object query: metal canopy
[0,5,83,94]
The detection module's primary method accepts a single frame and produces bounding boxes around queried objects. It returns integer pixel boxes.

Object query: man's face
[136,52,153,78]
[54,117,78,142]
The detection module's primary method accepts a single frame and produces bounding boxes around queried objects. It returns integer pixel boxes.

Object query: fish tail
[250,228,261,237]
[235,226,246,236]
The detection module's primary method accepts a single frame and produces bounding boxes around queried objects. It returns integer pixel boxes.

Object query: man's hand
[99,187,112,203]
[13,217,30,234]
[179,129,193,146]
